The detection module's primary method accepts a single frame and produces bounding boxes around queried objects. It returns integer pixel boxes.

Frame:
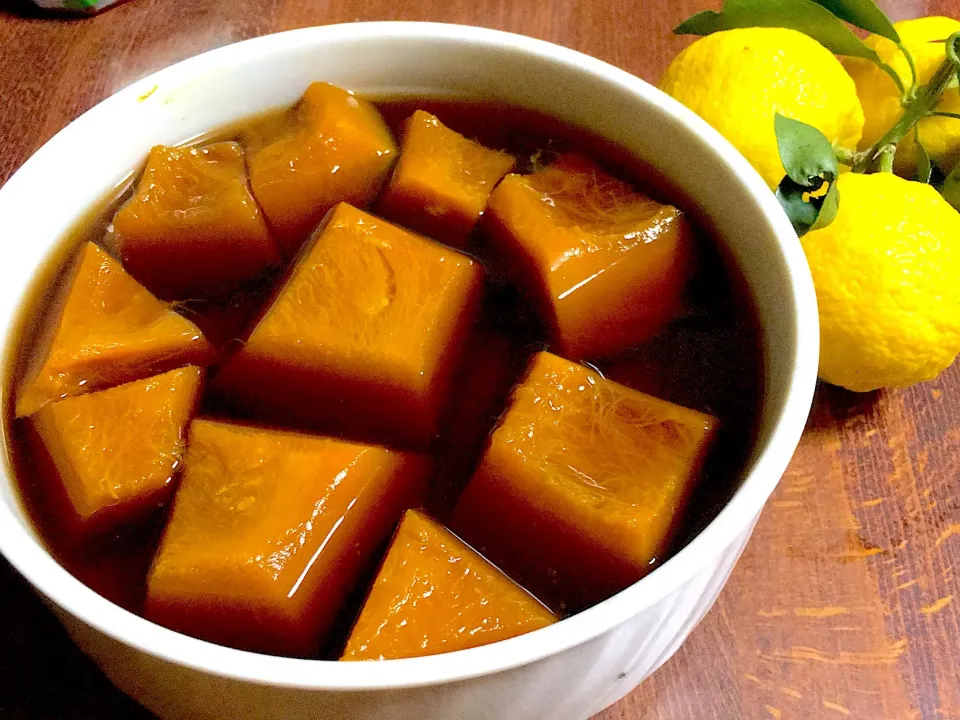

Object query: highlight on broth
[2,82,763,661]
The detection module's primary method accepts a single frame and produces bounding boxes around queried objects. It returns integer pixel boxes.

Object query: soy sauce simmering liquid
[2,96,763,657]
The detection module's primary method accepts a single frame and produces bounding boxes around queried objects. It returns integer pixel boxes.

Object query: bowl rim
[0,21,819,691]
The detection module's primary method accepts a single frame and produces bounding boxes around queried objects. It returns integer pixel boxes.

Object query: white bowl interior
[0,23,818,690]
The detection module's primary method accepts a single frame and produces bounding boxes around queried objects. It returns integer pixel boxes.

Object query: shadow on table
[0,0,58,18]
[0,557,154,719]
[0,0,132,19]
[805,380,883,432]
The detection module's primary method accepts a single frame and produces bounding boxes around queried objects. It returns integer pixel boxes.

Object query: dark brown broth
[1,96,763,653]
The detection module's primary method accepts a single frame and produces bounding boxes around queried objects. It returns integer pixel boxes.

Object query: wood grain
[0,0,958,718]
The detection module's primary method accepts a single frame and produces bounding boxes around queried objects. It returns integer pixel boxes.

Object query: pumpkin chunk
[27,367,203,530]
[451,351,717,612]
[114,142,280,300]
[485,153,693,359]
[15,242,213,417]
[378,110,515,246]
[342,509,556,660]
[146,419,431,657]
[249,82,397,255]
[212,203,482,449]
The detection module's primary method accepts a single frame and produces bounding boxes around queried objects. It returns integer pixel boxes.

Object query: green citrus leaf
[773,114,840,236]
[776,178,819,236]
[946,31,960,90]
[775,114,839,186]
[674,0,883,62]
[775,176,838,236]
[809,179,840,231]
[938,163,960,210]
[915,129,932,184]
[808,0,899,42]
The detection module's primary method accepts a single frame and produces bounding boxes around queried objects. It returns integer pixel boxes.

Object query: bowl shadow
[0,556,155,718]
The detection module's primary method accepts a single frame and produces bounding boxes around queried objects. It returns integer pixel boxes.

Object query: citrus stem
[898,42,919,98]
[833,146,861,166]
[878,61,908,100]
[930,111,960,120]
[855,51,959,173]
[946,30,960,79]
[878,146,895,173]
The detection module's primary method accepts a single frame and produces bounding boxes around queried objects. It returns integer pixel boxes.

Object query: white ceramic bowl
[0,22,818,720]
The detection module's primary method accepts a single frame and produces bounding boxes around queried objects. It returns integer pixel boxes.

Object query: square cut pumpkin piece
[212,203,483,449]
[451,351,717,613]
[15,242,214,418]
[485,153,693,359]
[146,419,431,657]
[249,82,397,256]
[113,142,281,301]
[342,509,556,661]
[378,110,516,247]
[27,367,204,532]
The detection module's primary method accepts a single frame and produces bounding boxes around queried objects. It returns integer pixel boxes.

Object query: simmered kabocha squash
[378,110,515,246]
[249,82,397,256]
[342,510,556,660]
[451,351,717,612]
[212,203,483,449]
[5,92,762,663]
[113,142,280,301]
[15,242,213,418]
[146,419,431,657]
[26,366,203,532]
[485,153,693,359]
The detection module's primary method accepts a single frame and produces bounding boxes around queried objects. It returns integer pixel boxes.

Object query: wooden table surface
[1,0,958,718]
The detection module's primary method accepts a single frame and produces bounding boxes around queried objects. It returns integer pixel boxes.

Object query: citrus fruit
[802,171,960,392]
[660,27,864,188]
[843,17,960,177]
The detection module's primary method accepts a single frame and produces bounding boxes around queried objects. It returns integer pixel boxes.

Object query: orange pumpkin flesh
[451,351,717,612]
[114,142,280,300]
[27,366,203,532]
[15,242,213,418]
[485,153,693,359]
[212,203,483,449]
[378,110,515,246]
[249,82,397,256]
[146,419,431,657]
[342,509,556,660]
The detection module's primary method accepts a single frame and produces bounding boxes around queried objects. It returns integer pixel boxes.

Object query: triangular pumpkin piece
[16,242,214,417]
[28,366,204,530]
[341,509,556,661]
